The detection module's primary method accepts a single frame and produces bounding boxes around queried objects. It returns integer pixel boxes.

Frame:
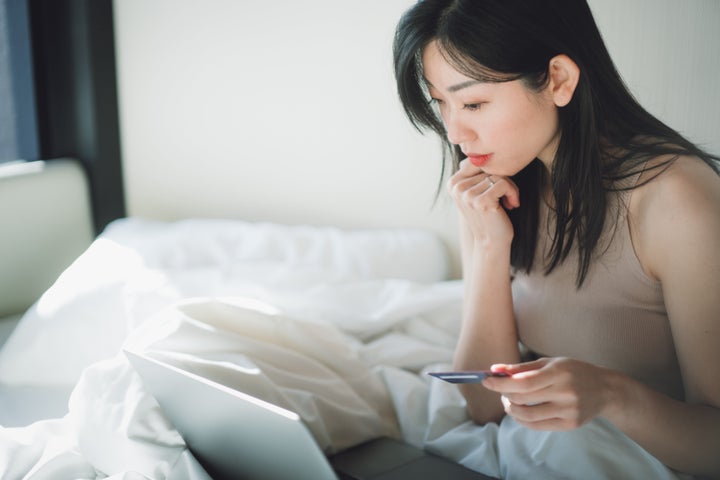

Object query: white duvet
[0,218,685,479]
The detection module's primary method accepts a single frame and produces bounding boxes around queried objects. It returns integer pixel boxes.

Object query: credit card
[427,370,509,384]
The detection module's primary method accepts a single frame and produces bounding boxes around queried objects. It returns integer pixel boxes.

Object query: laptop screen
[125,349,338,480]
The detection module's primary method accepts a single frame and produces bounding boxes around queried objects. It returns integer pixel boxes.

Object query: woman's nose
[444,112,473,145]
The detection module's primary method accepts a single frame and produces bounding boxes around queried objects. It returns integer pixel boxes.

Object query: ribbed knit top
[512,179,684,400]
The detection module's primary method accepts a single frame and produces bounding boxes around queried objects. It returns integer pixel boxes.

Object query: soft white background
[113,0,720,277]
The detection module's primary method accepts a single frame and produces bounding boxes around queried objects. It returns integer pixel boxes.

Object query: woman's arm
[620,156,720,476]
[483,157,720,477]
[449,161,522,423]
[605,369,720,478]
[485,356,720,478]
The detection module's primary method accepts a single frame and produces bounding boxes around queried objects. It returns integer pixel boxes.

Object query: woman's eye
[463,102,485,111]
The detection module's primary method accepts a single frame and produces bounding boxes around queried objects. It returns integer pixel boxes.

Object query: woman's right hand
[447,160,520,249]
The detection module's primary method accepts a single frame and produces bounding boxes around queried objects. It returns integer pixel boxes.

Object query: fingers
[502,396,587,431]
[498,383,577,431]
[502,396,552,418]
[504,404,575,431]
[449,174,493,198]
[447,170,520,210]
[492,358,550,375]
[500,388,550,407]
[482,175,520,210]
[484,358,602,431]
[483,359,554,394]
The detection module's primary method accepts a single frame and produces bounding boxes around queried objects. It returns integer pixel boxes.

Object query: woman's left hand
[481,357,617,431]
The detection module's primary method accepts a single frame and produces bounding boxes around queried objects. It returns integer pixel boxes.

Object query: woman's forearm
[604,369,720,478]
[454,237,521,423]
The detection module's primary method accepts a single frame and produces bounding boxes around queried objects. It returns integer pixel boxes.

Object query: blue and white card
[427,371,509,384]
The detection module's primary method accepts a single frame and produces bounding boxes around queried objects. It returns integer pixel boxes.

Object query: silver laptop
[125,349,496,480]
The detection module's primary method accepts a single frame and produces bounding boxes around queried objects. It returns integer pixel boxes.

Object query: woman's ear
[547,54,580,107]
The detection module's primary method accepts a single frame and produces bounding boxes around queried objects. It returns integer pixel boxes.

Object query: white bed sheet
[0,217,450,390]
[0,218,687,479]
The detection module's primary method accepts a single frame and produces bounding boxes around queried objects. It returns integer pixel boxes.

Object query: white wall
[113,0,460,268]
[113,0,720,278]
[588,0,720,155]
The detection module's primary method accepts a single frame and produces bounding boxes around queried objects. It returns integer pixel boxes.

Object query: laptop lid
[124,349,338,480]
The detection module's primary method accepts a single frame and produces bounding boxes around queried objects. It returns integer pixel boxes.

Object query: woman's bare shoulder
[640,154,718,192]
[629,155,720,280]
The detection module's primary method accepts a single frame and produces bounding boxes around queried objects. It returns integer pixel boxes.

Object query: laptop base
[331,437,497,480]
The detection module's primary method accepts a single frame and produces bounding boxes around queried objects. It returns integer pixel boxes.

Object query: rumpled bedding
[0,218,685,479]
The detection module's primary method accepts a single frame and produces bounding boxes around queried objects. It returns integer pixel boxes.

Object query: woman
[394,0,720,478]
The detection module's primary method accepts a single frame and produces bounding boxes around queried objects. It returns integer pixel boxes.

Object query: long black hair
[393,0,719,286]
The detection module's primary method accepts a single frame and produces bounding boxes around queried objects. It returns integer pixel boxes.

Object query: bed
[0,160,687,480]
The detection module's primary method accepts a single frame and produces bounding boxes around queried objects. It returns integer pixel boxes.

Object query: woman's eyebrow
[423,78,483,93]
[447,80,482,92]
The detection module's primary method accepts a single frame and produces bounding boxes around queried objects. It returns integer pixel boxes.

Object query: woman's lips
[467,154,493,167]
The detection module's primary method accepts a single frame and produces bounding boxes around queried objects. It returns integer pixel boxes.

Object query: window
[1,0,125,232]
[0,0,39,164]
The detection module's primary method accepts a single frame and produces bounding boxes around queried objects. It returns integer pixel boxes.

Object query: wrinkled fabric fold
[123,298,401,453]
[2,294,685,479]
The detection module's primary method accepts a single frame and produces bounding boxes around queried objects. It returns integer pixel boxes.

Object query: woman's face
[422,41,560,175]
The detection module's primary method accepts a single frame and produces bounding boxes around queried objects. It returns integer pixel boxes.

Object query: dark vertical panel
[0,1,16,161]
[0,0,39,161]
[29,0,125,233]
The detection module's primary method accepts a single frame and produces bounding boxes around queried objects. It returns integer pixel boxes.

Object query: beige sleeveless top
[512,179,684,400]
